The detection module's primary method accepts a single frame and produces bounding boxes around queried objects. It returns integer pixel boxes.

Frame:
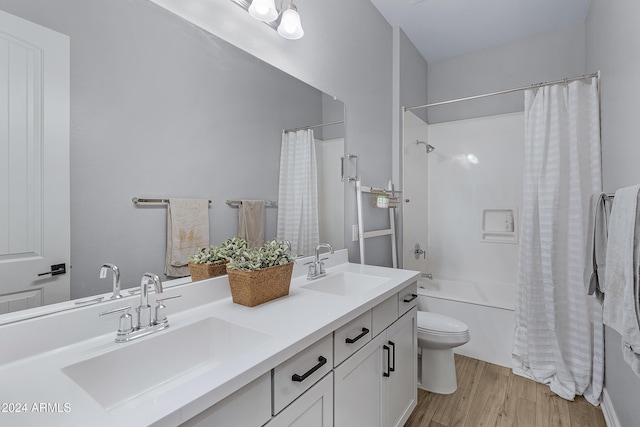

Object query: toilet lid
[417,311,468,333]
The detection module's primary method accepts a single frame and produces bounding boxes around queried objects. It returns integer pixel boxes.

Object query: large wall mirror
[0,0,345,319]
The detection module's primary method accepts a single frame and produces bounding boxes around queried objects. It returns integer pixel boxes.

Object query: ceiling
[370,0,592,62]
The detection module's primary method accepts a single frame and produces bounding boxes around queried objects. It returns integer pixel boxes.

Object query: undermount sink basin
[62,317,272,410]
[301,272,389,297]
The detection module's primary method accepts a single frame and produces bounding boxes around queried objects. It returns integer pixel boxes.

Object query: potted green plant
[188,236,248,281]
[226,240,294,307]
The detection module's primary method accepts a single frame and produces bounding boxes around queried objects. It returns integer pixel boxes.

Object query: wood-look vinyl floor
[405,354,607,427]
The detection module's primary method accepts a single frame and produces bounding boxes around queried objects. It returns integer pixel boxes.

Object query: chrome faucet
[100,263,122,299]
[100,272,180,343]
[137,273,163,328]
[307,243,334,280]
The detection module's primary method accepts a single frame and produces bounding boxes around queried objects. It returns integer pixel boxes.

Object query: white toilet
[417,311,470,394]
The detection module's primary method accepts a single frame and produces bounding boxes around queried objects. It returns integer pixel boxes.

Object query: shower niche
[480,208,518,244]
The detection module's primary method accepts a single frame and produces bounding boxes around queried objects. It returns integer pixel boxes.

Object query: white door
[0,10,70,314]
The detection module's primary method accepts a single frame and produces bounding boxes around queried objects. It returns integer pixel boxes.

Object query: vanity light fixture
[277,1,304,40]
[248,0,278,22]
[235,0,304,40]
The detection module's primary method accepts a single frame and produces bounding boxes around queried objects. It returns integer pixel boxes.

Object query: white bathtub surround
[513,77,604,405]
[403,112,524,284]
[276,129,319,256]
[417,278,515,367]
[0,250,420,426]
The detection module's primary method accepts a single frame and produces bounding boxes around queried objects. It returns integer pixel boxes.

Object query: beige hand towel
[165,198,210,277]
[238,200,265,249]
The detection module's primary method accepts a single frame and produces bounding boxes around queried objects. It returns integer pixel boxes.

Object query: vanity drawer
[273,333,333,415]
[371,294,398,337]
[334,310,372,367]
[398,281,418,315]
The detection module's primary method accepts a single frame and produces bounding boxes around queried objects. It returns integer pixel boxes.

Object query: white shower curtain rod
[284,120,344,133]
[404,71,600,112]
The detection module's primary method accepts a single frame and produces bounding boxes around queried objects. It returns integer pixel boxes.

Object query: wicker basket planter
[189,262,228,282]
[227,262,294,307]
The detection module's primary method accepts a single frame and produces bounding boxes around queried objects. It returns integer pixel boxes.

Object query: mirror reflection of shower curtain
[276,129,320,256]
[512,77,603,404]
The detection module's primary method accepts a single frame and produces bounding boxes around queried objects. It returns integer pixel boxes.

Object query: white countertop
[0,251,419,427]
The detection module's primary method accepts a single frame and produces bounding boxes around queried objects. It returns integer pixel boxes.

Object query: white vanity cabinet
[182,279,418,427]
[266,372,334,427]
[273,334,333,414]
[334,329,387,426]
[179,372,271,427]
[383,307,417,427]
[334,306,417,427]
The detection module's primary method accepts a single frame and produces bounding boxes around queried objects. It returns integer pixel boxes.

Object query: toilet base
[418,347,457,394]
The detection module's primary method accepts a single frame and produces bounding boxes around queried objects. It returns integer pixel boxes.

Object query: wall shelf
[480,208,518,244]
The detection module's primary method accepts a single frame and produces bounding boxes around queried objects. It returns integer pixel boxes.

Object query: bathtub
[417,277,515,368]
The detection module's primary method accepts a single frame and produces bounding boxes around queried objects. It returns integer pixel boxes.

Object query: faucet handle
[99,306,131,316]
[99,306,133,335]
[154,295,181,325]
[156,295,181,303]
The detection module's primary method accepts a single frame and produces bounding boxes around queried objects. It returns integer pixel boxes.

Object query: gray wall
[149,0,395,267]
[427,24,586,124]
[586,1,640,424]
[0,0,327,296]
[318,93,345,141]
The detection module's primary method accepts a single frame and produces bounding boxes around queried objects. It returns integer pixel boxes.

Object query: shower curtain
[276,129,319,256]
[512,77,603,405]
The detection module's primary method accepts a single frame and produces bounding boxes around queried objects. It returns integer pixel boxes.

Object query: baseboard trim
[601,388,621,427]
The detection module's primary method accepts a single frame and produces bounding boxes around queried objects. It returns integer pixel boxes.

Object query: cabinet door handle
[389,341,396,372]
[345,327,370,344]
[383,345,391,377]
[403,293,418,303]
[291,356,327,382]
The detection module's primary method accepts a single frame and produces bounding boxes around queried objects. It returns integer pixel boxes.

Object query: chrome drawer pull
[291,356,327,382]
[345,327,370,344]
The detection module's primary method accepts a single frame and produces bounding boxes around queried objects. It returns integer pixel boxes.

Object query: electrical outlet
[352,224,359,241]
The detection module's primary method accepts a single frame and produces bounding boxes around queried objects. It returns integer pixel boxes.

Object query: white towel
[585,193,611,300]
[165,198,210,277]
[238,200,265,249]
[602,185,640,375]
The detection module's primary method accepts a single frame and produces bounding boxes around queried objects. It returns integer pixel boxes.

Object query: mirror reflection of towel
[239,200,265,249]
[165,198,210,277]
[585,193,611,300]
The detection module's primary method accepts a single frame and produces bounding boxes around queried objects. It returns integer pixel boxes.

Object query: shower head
[416,140,435,153]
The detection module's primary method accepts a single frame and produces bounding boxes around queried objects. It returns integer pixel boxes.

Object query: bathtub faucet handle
[414,243,426,260]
